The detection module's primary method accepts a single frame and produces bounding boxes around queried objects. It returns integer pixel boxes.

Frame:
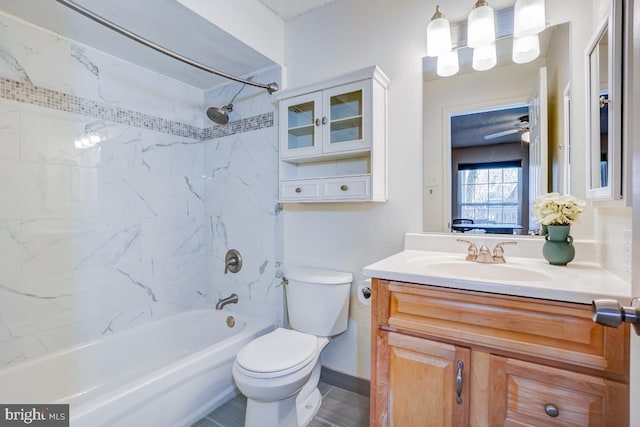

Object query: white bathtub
[0,309,273,427]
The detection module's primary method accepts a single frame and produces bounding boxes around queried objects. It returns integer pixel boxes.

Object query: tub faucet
[216,293,238,310]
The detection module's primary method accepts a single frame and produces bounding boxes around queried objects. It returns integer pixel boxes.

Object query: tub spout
[216,293,238,310]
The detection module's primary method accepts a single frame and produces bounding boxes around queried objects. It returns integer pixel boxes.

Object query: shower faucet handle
[224,249,242,274]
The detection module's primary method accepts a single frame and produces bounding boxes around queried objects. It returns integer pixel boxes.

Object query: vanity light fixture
[472,43,497,71]
[513,0,546,38]
[426,5,452,57]
[512,34,540,63]
[437,49,459,77]
[467,0,496,48]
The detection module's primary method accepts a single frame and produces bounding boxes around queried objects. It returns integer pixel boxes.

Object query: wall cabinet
[277,66,388,202]
[370,279,629,427]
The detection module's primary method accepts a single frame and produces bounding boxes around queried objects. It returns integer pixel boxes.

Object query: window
[458,161,522,225]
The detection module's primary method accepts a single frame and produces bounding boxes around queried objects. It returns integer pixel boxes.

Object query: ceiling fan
[484,115,530,140]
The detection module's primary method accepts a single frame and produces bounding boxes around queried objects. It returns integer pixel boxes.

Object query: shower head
[206,104,233,125]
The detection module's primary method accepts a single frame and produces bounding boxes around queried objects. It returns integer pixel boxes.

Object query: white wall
[203,67,284,325]
[282,0,624,379]
[283,0,431,378]
[178,0,285,66]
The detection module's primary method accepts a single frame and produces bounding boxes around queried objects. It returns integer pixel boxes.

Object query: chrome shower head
[206,104,233,125]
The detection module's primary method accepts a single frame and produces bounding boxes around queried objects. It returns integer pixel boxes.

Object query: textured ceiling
[451,106,529,148]
[258,0,338,21]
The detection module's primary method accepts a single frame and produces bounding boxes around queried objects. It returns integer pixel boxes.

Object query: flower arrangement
[533,192,586,226]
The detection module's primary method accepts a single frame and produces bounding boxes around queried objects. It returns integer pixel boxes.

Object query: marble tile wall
[203,66,283,325]
[0,11,281,366]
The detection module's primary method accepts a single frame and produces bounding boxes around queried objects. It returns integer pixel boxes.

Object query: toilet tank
[285,266,352,337]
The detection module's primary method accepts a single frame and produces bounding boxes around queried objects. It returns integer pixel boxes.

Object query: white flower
[533,192,586,225]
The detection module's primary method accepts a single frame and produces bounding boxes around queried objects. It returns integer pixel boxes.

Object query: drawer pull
[340,185,349,191]
[455,360,464,404]
[295,187,302,193]
[544,404,559,417]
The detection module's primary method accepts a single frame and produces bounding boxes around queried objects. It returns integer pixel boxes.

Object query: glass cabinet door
[322,81,371,153]
[280,92,323,158]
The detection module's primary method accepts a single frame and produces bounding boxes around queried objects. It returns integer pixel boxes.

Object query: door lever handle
[592,297,640,335]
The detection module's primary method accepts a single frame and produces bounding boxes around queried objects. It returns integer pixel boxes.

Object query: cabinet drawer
[322,175,371,199]
[489,356,628,427]
[280,180,321,201]
[383,282,629,379]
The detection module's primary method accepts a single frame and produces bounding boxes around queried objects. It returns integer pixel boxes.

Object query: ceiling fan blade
[483,128,520,140]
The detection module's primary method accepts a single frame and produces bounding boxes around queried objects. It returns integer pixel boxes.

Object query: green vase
[542,225,575,266]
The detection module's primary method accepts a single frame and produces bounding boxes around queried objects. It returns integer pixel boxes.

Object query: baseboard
[320,366,370,397]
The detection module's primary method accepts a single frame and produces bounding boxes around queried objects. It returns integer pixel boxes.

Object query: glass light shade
[427,17,452,57]
[472,43,497,71]
[514,0,545,38]
[467,5,495,48]
[437,50,459,77]
[512,34,540,63]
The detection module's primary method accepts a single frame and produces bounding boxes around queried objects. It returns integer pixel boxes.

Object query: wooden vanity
[370,279,630,427]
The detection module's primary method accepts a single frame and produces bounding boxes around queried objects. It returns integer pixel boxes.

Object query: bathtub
[0,309,273,427]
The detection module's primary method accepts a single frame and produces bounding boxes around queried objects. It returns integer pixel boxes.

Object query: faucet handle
[456,239,478,261]
[492,241,517,263]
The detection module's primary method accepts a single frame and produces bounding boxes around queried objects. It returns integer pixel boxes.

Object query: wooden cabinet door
[377,331,470,427]
[489,356,629,427]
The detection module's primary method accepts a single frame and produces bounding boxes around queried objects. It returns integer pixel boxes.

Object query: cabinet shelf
[277,66,389,202]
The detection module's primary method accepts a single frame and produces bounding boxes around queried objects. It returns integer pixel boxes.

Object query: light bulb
[472,43,497,71]
[514,0,545,38]
[467,0,495,48]
[427,5,452,57]
[512,34,540,64]
[437,50,459,77]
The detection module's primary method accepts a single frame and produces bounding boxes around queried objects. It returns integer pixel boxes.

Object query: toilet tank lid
[285,266,353,284]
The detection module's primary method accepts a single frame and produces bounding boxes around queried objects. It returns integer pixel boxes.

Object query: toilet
[232,266,352,427]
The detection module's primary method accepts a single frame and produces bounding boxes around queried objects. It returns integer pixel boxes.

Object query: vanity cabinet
[370,279,629,427]
[277,66,388,202]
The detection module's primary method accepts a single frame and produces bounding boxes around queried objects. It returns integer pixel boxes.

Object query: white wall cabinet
[277,66,389,202]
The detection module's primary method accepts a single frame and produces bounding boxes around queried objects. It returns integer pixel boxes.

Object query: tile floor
[192,382,370,427]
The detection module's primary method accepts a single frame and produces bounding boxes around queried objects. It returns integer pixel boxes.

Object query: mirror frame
[585,0,622,201]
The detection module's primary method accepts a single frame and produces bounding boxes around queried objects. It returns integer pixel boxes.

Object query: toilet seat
[236,328,318,379]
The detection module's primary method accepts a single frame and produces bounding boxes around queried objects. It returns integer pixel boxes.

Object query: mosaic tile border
[0,77,273,140]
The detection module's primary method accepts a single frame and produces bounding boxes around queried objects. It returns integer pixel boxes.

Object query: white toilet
[232,266,352,427]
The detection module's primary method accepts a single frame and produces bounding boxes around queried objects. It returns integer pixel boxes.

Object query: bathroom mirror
[423,22,572,234]
[585,0,622,200]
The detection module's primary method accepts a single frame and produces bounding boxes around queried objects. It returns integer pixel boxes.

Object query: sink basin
[424,262,553,283]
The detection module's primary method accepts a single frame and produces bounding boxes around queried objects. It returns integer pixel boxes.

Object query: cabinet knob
[340,185,349,191]
[544,404,559,417]
[315,118,320,126]
[322,116,328,125]
[295,187,302,193]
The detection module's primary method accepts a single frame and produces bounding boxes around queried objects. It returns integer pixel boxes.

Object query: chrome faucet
[215,293,238,310]
[457,239,517,263]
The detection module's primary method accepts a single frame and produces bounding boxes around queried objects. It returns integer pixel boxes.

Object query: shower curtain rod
[55,0,279,94]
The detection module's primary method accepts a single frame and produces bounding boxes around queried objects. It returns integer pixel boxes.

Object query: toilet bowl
[231,266,352,427]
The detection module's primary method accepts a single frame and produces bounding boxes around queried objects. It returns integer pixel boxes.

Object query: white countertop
[362,233,631,305]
